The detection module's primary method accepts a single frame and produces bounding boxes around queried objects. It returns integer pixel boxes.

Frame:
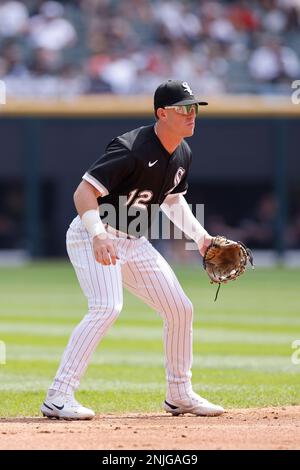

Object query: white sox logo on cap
[165,167,186,195]
[182,82,193,95]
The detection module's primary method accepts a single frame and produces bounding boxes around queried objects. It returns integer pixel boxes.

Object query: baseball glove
[203,236,254,301]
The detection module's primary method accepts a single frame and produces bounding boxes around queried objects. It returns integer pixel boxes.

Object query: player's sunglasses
[164,104,198,115]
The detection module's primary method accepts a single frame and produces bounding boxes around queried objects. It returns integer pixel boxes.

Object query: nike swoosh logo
[148,160,158,167]
[52,403,64,410]
[165,400,178,410]
[43,402,53,411]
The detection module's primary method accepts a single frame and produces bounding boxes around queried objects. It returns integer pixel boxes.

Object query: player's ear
[156,107,167,121]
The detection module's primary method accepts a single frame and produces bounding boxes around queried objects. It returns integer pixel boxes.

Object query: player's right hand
[93,233,119,266]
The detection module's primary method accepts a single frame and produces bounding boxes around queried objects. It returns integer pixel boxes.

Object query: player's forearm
[74,180,101,217]
[161,194,208,247]
[74,180,107,237]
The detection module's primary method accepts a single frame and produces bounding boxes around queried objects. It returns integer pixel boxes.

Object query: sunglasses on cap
[164,104,198,115]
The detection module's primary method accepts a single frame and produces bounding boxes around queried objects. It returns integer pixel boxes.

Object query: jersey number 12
[126,189,153,209]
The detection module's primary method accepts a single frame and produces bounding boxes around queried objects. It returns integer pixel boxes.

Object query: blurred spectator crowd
[159,191,300,265]
[1,184,300,253]
[0,0,300,98]
[206,192,300,250]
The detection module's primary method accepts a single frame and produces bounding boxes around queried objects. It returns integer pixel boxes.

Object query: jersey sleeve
[82,138,135,196]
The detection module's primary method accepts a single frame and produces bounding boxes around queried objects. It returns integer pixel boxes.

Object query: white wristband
[81,209,106,238]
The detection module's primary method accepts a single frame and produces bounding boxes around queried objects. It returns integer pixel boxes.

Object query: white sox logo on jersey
[182,82,193,95]
[165,167,186,195]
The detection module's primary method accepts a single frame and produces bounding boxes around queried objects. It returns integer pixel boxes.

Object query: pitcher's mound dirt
[0,406,299,450]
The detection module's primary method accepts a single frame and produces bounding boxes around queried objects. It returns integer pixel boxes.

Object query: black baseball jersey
[83,125,192,237]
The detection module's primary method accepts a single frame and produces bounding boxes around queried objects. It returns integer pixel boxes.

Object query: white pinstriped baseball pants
[51,215,194,402]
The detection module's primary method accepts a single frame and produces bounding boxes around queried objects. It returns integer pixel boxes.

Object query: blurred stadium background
[0,0,300,264]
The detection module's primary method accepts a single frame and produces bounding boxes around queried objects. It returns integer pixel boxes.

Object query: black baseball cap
[154,79,208,111]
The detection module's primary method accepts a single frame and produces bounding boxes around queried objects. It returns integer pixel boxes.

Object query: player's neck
[154,122,183,155]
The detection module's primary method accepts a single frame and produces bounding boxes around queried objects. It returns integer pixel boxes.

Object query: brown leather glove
[203,236,254,300]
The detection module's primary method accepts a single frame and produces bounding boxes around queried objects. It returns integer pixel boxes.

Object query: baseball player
[41,80,224,419]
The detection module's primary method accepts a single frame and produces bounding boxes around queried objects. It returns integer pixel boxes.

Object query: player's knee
[182,297,193,322]
[88,300,123,320]
[107,302,123,320]
[163,296,193,324]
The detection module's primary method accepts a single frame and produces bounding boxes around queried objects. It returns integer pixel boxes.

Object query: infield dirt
[0,406,299,450]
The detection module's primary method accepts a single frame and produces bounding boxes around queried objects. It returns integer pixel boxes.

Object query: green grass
[0,262,300,417]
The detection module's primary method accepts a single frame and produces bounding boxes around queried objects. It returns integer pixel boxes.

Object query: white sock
[47,388,71,399]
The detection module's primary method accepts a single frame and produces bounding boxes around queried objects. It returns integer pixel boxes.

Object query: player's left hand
[198,233,213,257]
